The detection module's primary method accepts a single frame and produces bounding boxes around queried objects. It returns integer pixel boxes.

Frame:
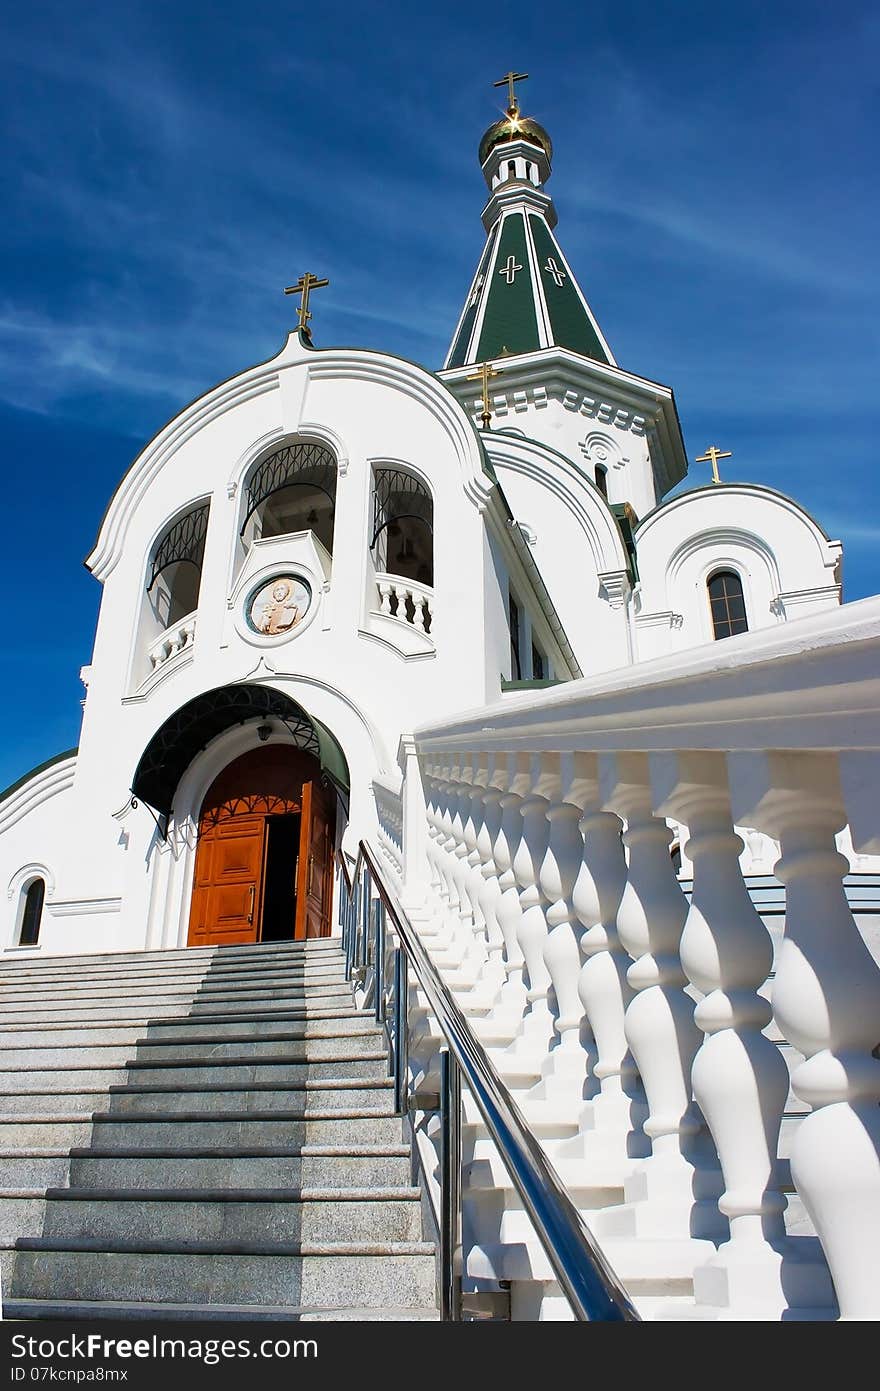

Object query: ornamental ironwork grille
[148,503,210,591]
[370,468,433,549]
[242,441,337,531]
[132,685,323,816]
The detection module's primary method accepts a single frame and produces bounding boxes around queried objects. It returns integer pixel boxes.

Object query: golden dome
[479,108,553,166]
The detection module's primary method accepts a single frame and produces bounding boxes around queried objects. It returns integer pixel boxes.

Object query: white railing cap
[414,595,880,755]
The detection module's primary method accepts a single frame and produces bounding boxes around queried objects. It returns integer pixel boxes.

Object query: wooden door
[295,780,335,939]
[188,814,265,948]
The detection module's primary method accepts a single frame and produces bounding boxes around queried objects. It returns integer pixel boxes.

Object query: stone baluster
[412,592,427,632]
[495,754,555,1069]
[529,753,592,1099]
[729,751,880,1320]
[600,752,719,1244]
[378,580,393,615]
[653,751,817,1314]
[429,759,461,949]
[555,752,640,1171]
[473,754,507,988]
[474,753,528,1043]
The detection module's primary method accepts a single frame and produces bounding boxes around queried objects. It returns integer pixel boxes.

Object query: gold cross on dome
[284,271,330,338]
[467,360,501,430]
[694,444,732,484]
[493,70,528,114]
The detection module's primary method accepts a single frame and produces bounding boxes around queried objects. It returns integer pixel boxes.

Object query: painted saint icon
[247,575,311,636]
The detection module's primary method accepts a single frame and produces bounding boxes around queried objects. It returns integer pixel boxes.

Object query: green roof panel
[476,214,539,361]
[446,224,500,369]
[528,214,610,364]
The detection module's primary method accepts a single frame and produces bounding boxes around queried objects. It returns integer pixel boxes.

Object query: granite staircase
[0,938,438,1321]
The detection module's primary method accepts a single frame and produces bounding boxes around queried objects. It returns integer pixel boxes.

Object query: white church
[0,77,877,1324]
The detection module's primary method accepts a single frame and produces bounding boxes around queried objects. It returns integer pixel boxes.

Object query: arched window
[507,160,516,180]
[241,441,337,555]
[18,878,45,946]
[708,569,748,639]
[370,468,433,587]
[595,464,608,500]
[148,502,209,629]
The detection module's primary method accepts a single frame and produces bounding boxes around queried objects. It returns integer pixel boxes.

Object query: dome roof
[478,110,553,166]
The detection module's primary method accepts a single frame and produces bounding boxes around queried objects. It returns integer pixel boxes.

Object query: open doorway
[187,745,336,948]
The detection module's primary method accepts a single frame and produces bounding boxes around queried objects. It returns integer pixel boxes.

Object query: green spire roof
[444,103,615,370]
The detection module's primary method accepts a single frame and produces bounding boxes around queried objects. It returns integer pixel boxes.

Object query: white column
[730,751,880,1320]
[399,735,429,913]
[494,754,555,1072]
[530,753,591,1100]
[653,751,821,1314]
[474,752,528,1042]
[555,752,641,1173]
[600,751,720,1242]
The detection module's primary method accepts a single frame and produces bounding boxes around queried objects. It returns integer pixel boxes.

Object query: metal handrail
[338,837,640,1323]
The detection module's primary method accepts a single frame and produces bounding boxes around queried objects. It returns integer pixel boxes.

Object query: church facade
[1,86,845,960]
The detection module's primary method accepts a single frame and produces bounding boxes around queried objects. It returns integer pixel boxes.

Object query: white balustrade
[147,612,197,672]
[404,596,880,1319]
[556,753,641,1173]
[600,752,722,1249]
[375,573,433,632]
[531,753,591,1098]
[652,751,823,1313]
[728,751,880,1321]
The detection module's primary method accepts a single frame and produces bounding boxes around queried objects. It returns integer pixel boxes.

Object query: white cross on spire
[499,255,523,285]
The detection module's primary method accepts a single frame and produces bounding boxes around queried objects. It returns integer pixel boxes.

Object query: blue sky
[1,0,878,789]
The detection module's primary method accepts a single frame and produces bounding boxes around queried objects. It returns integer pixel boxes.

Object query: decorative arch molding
[6,862,55,904]
[485,435,629,574]
[88,337,490,581]
[0,754,77,837]
[580,430,625,470]
[666,526,782,595]
[636,483,838,572]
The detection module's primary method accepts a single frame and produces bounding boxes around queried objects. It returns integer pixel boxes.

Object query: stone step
[0,1001,363,1026]
[36,1189,425,1243]
[0,1016,379,1047]
[0,1146,412,1191]
[0,1112,406,1150]
[0,940,342,972]
[72,1148,412,1191]
[0,975,350,1003]
[0,962,348,993]
[0,984,354,1016]
[8,1246,437,1309]
[2,1297,439,1321]
[0,1056,390,1092]
[0,1032,384,1069]
[0,1078,397,1115]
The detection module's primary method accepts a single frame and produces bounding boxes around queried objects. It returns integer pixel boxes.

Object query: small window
[708,570,748,640]
[509,593,522,680]
[507,160,516,179]
[531,644,545,681]
[595,465,608,500]
[525,160,533,181]
[19,878,45,946]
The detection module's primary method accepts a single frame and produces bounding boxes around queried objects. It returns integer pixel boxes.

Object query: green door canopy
[132,683,350,818]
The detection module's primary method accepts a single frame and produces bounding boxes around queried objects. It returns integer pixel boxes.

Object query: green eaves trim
[528,215,610,364]
[476,214,539,360]
[446,223,501,369]
[0,748,78,806]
